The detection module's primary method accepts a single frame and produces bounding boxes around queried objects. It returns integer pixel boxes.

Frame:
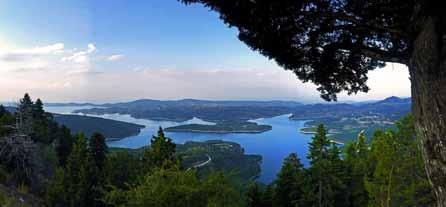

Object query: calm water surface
[45,106,313,183]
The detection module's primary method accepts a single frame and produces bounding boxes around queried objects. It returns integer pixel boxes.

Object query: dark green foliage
[47,133,109,207]
[365,116,434,206]
[201,171,244,206]
[17,93,34,135]
[261,184,274,207]
[177,0,420,101]
[274,153,306,207]
[33,99,45,120]
[45,168,68,206]
[106,166,244,207]
[176,140,262,183]
[105,151,141,189]
[89,132,108,170]
[165,121,272,133]
[122,166,205,207]
[55,125,74,167]
[0,105,14,136]
[142,127,177,171]
[246,182,263,207]
[62,133,93,206]
[0,105,6,117]
[344,132,369,206]
[16,94,57,144]
[307,125,347,207]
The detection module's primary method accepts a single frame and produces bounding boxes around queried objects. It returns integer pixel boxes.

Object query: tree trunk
[409,16,446,207]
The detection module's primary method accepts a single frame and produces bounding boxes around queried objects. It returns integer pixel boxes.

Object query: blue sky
[0,0,410,102]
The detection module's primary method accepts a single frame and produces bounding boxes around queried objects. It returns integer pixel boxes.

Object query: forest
[0,94,434,206]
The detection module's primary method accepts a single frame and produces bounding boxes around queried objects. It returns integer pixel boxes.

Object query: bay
[45,106,313,183]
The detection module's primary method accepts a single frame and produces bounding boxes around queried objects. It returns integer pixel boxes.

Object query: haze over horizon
[0,0,411,103]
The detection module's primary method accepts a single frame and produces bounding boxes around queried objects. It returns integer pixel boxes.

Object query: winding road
[187,154,212,171]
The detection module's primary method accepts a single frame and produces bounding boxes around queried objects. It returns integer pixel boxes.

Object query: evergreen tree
[106,150,141,189]
[55,125,74,167]
[45,167,69,206]
[32,100,51,144]
[261,184,274,207]
[202,172,244,207]
[88,132,108,207]
[0,105,6,117]
[366,116,433,207]
[274,153,306,207]
[142,127,176,171]
[246,182,263,207]
[123,166,206,207]
[33,98,45,120]
[344,132,369,207]
[17,93,34,135]
[0,105,14,136]
[326,143,348,206]
[89,132,108,170]
[307,124,345,207]
[63,133,94,207]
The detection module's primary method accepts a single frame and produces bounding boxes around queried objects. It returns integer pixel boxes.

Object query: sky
[0,0,411,103]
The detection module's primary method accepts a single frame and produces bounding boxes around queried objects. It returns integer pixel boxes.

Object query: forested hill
[73,99,303,122]
[52,114,144,139]
[72,96,410,123]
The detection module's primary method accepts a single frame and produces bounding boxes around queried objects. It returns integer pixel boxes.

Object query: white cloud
[2,43,64,55]
[107,54,124,61]
[61,43,96,63]
[0,43,64,63]
[0,42,411,103]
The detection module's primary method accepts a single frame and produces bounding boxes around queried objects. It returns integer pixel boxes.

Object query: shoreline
[164,128,272,134]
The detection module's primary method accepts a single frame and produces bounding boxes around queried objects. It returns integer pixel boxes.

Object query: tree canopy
[178,0,441,100]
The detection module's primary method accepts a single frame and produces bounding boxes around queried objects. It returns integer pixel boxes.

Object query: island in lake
[164,121,272,133]
[53,114,145,139]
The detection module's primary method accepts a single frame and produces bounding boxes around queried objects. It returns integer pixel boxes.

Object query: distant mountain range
[67,96,410,123]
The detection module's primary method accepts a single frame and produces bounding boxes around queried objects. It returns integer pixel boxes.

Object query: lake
[45,106,313,183]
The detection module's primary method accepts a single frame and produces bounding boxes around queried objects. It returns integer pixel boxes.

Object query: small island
[53,114,145,139]
[164,121,272,133]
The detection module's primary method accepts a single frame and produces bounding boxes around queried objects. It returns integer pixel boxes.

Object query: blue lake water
[45,106,313,183]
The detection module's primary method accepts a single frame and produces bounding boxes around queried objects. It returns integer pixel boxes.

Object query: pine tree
[89,132,108,170]
[307,124,345,207]
[274,153,306,207]
[0,105,6,117]
[17,93,34,135]
[55,125,74,167]
[366,116,433,207]
[327,143,348,206]
[124,166,206,207]
[344,132,369,207]
[88,132,108,207]
[202,172,244,206]
[261,184,274,207]
[246,182,263,207]
[33,98,45,120]
[0,105,14,136]
[63,133,94,207]
[106,150,141,189]
[142,127,176,171]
